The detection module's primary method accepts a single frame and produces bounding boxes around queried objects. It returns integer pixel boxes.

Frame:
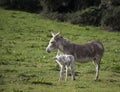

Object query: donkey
[53,50,75,81]
[46,32,104,80]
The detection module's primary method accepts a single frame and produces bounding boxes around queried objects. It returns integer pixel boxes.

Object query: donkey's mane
[62,37,70,45]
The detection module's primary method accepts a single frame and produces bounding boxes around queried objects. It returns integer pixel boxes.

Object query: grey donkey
[46,32,104,80]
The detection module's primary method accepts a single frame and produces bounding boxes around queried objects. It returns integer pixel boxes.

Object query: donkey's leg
[70,66,75,80]
[71,69,75,80]
[59,66,64,80]
[93,58,101,80]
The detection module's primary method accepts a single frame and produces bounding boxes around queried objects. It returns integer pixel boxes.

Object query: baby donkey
[53,50,75,81]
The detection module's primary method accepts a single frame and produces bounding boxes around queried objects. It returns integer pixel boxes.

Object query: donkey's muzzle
[46,48,51,53]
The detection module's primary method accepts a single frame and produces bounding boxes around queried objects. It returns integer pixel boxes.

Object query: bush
[43,7,102,26]
[1,0,101,13]
[68,7,102,26]
[67,0,101,12]
[42,6,102,26]
[1,0,42,12]
[41,12,67,22]
[66,12,82,25]
[110,0,120,6]
[101,6,120,31]
[40,0,70,13]
[101,0,120,6]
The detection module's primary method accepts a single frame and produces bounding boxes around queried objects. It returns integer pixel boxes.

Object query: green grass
[0,8,120,92]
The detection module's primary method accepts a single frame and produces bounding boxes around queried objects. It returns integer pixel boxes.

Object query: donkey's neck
[58,38,71,54]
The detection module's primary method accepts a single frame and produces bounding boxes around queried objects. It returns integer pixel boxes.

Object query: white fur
[54,50,75,81]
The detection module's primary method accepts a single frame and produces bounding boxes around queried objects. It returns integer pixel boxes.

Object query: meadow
[0,8,120,92]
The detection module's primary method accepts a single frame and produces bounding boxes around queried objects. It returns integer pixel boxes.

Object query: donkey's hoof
[94,78,98,81]
[72,78,75,81]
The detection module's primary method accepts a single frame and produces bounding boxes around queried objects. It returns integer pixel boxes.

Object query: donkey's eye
[60,36,63,38]
[51,42,55,44]
[51,41,56,46]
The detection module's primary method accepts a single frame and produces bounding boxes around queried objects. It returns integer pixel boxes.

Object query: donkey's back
[69,41,104,62]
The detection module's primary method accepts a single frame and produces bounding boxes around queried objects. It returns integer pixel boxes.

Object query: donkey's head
[46,32,62,53]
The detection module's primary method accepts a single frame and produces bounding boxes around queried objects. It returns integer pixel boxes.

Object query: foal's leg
[59,66,64,80]
[65,66,75,81]
[93,58,101,80]
[65,66,69,81]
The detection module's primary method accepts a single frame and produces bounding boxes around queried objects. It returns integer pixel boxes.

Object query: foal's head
[46,32,63,53]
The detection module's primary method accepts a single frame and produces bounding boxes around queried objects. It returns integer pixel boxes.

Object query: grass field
[0,8,120,92]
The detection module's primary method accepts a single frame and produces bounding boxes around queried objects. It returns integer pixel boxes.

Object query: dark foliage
[40,0,70,13]
[69,0,101,12]
[110,0,120,6]
[41,12,67,22]
[69,7,102,26]
[0,0,101,13]
[40,0,101,13]
[0,0,42,12]
[101,6,120,31]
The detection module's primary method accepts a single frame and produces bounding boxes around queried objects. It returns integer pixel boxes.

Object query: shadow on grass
[75,71,81,76]
[106,79,119,83]
[50,64,60,71]
[75,84,89,89]
[31,80,53,86]
[95,78,119,83]
[85,70,95,74]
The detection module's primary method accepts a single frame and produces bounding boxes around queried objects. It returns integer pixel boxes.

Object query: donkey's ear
[56,32,60,36]
[51,32,55,37]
